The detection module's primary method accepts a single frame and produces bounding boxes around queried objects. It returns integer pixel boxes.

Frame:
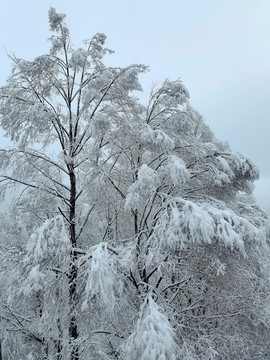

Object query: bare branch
[0,175,69,202]
[76,203,96,240]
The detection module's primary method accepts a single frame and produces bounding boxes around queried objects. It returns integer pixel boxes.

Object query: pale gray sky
[1,0,270,211]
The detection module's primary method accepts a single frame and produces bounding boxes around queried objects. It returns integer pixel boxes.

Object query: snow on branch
[151,199,262,255]
[21,216,71,296]
[153,200,215,250]
[82,242,116,312]
[141,124,174,151]
[230,152,259,179]
[25,215,71,265]
[22,264,45,296]
[122,296,178,360]
[163,155,190,186]
[48,8,66,32]
[125,164,159,211]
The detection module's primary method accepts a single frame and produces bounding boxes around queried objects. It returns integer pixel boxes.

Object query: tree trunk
[68,169,79,360]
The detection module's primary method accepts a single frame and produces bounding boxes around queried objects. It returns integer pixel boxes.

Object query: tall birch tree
[0,8,146,359]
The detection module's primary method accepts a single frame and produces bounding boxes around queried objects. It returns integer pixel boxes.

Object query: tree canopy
[0,8,270,360]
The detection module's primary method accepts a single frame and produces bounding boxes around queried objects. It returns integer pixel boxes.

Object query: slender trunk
[42,340,49,360]
[55,283,63,359]
[68,169,79,360]
[36,293,49,359]
[134,209,138,236]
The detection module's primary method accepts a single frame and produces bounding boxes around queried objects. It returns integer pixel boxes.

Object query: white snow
[123,297,177,360]
[82,242,115,312]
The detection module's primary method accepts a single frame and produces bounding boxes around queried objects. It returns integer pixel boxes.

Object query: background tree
[0,8,270,360]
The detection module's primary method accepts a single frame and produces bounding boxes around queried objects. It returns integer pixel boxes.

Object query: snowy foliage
[164,155,190,186]
[141,124,175,151]
[25,215,71,264]
[231,151,259,179]
[151,199,263,255]
[82,242,115,312]
[70,48,88,68]
[21,216,70,296]
[0,7,270,360]
[150,78,189,109]
[152,200,215,250]
[48,7,66,31]
[125,164,159,211]
[123,297,177,360]
[23,264,46,295]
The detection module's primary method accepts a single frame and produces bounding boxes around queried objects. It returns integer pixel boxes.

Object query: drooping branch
[73,66,143,157]
[1,304,43,344]
[23,153,70,193]
[76,203,96,240]
[92,330,124,339]
[0,175,69,203]
[105,175,126,200]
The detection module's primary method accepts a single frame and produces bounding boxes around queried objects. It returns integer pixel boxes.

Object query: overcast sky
[1,0,270,211]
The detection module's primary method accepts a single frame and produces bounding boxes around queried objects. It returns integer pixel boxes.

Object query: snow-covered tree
[0,7,148,359]
[0,8,270,360]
